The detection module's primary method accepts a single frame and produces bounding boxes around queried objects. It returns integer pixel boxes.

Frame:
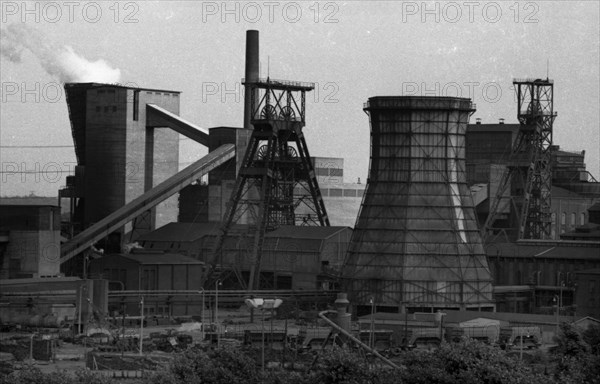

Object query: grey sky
[1,1,598,196]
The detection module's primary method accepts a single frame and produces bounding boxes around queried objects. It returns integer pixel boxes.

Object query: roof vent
[475,118,482,124]
[499,118,505,124]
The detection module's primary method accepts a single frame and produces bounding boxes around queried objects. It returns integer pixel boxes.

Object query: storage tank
[343,96,494,314]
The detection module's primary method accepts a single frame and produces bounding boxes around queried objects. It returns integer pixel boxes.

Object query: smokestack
[244,30,259,130]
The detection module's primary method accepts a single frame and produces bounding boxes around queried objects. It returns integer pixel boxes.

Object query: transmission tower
[206,77,330,290]
[483,78,556,241]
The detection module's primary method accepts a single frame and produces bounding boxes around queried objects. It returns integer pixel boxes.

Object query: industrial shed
[487,241,600,314]
[137,223,352,290]
[88,252,204,316]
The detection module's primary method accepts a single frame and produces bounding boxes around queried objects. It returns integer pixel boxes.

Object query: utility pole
[139,296,144,356]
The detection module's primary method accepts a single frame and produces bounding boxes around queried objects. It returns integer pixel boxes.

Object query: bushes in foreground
[5,325,600,384]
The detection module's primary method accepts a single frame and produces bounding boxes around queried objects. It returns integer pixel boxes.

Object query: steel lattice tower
[483,79,556,240]
[207,78,330,290]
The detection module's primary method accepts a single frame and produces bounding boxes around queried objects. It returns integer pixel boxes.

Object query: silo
[343,96,494,314]
[64,83,180,249]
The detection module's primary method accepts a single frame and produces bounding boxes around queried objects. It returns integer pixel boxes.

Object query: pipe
[244,30,259,130]
[318,310,400,370]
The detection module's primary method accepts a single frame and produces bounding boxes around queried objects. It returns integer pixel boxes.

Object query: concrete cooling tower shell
[343,96,494,313]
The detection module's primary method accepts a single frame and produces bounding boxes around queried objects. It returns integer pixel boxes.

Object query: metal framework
[483,79,556,240]
[207,78,329,291]
[343,97,494,312]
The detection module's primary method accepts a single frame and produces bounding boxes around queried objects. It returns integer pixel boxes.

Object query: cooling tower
[343,96,494,314]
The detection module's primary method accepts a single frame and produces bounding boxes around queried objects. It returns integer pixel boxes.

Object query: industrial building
[466,120,600,241]
[132,222,351,291]
[2,29,600,336]
[88,252,203,316]
[0,204,61,278]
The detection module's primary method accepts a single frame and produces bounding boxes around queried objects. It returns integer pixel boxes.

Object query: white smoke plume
[1,24,121,83]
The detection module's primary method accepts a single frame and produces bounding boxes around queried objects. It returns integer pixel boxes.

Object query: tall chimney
[244,30,259,130]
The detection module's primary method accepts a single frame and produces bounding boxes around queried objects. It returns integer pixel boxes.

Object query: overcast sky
[1,1,598,196]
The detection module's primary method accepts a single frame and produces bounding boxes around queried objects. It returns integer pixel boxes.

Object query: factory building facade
[465,121,600,241]
[88,252,203,316]
[135,222,352,290]
[0,204,61,278]
[62,83,181,252]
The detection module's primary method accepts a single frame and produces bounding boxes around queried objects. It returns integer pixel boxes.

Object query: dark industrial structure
[0,205,61,278]
[209,31,329,291]
[484,79,556,240]
[2,29,599,339]
[343,97,494,314]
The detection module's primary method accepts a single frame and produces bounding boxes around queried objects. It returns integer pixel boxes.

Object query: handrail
[318,310,400,370]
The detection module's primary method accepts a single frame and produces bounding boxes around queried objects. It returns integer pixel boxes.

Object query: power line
[0,145,74,148]
[2,138,196,148]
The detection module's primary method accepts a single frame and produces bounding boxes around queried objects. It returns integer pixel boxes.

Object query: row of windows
[96,89,179,97]
[145,91,178,97]
[316,167,343,177]
[323,188,365,198]
[553,212,586,226]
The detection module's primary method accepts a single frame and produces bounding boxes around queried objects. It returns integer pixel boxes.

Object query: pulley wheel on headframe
[256,145,270,160]
[261,105,277,120]
[279,106,296,121]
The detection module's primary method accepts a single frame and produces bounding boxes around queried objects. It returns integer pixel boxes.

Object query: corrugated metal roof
[117,253,203,265]
[138,223,350,242]
[137,222,219,242]
[467,123,520,133]
[589,202,600,212]
[552,185,584,198]
[487,242,600,260]
[360,310,575,326]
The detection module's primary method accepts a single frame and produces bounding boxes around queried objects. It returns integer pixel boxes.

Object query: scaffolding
[343,97,494,313]
[483,79,556,240]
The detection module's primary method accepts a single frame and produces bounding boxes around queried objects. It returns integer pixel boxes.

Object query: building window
[96,106,101,113]
[561,212,566,225]
[112,106,117,112]
[104,106,109,113]
[570,213,576,226]
[580,213,585,225]
[133,90,140,121]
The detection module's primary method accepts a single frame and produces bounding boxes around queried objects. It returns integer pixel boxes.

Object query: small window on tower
[96,106,101,113]
[112,106,117,112]
[104,106,109,113]
[133,90,140,121]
